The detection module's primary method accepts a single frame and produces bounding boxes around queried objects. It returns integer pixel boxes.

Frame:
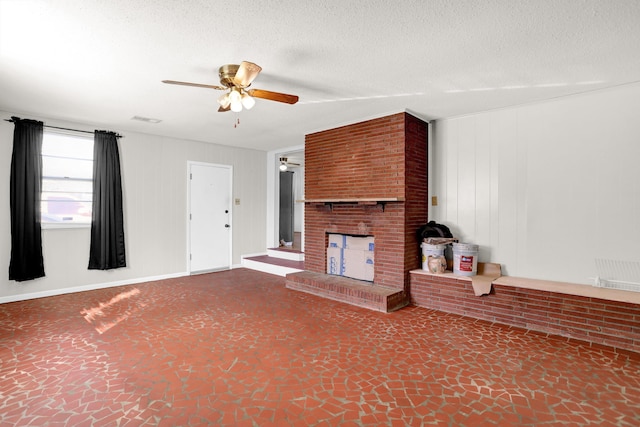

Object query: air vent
[131,116,162,124]
[594,259,640,293]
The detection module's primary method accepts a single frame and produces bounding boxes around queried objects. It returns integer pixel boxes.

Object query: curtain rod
[4,118,122,138]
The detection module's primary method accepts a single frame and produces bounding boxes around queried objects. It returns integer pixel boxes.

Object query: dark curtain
[88,131,126,270]
[9,117,45,281]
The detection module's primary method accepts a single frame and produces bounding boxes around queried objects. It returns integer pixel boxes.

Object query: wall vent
[594,259,640,293]
[131,116,162,124]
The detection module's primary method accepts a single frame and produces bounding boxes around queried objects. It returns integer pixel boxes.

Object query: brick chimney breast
[304,112,429,293]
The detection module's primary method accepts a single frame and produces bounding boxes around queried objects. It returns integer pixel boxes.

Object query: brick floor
[1,268,639,426]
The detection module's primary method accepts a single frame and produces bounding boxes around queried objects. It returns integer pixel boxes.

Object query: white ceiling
[1,0,640,152]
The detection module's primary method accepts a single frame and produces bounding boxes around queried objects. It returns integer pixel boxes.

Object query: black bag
[417,221,453,240]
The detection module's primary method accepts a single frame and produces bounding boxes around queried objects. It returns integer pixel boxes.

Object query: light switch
[431,196,438,206]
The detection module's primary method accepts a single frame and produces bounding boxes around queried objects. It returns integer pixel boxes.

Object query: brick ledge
[410,268,640,305]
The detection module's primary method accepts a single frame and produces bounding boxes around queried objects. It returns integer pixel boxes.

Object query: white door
[188,162,232,273]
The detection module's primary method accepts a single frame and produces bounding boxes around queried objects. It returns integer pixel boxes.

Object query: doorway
[279,171,294,244]
[188,162,232,273]
[277,152,304,251]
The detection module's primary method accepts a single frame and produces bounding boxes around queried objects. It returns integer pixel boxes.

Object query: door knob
[225,224,230,228]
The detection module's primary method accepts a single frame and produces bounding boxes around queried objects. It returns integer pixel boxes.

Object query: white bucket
[421,243,447,271]
[452,243,479,276]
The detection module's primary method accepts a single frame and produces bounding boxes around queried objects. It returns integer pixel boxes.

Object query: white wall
[0,111,267,301]
[431,83,640,285]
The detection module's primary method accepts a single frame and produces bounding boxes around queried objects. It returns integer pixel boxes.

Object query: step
[242,254,304,277]
[267,247,305,262]
[285,271,409,313]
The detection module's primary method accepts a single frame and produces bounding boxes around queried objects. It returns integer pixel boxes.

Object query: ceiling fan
[162,61,299,112]
[279,157,300,171]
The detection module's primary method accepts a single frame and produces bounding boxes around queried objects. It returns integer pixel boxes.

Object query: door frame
[266,145,305,250]
[186,161,233,274]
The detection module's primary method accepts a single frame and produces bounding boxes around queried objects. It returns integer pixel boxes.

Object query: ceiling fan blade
[233,61,262,87]
[247,89,299,104]
[218,105,231,113]
[162,80,227,90]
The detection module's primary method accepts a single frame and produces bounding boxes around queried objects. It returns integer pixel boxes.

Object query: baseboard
[0,271,189,304]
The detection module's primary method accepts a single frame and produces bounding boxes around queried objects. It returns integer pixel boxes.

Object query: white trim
[0,272,188,304]
[241,258,303,277]
[42,222,91,230]
[267,248,304,261]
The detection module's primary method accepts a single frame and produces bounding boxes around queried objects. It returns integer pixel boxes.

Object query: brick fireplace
[286,112,429,312]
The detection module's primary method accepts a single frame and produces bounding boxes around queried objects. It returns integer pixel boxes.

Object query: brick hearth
[285,271,407,313]
[285,112,428,312]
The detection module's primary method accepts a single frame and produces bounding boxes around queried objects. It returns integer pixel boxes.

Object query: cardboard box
[326,247,344,275]
[342,249,363,280]
[327,235,375,282]
[327,233,346,248]
[363,251,375,282]
[346,235,374,252]
[342,249,374,282]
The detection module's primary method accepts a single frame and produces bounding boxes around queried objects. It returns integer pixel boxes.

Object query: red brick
[409,271,640,354]
[304,113,428,292]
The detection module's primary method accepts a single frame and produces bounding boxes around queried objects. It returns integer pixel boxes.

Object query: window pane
[43,156,93,179]
[42,133,93,159]
[42,178,93,194]
[40,194,92,224]
[41,132,94,225]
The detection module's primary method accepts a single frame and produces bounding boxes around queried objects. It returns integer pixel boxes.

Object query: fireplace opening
[326,233,374,282]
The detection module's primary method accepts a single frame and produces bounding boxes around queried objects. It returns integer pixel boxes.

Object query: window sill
[42,222,91,230]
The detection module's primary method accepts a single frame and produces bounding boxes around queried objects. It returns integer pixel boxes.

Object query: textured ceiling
[1,0,640,151]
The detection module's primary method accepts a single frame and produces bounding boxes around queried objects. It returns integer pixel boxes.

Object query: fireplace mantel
[300,197,404,203]
[300,197,404,212]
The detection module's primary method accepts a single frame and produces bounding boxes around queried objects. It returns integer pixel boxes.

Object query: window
[41,131,93,227]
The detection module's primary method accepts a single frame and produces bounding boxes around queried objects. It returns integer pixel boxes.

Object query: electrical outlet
[235,198,240,205]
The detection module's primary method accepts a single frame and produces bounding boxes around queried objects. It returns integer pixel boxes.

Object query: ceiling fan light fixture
[229,88,243,112]
[241,92,255,110]
[230,100,243,113]
[279,163,288,171]
[228,88,241,103]
[217,93,231,108]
